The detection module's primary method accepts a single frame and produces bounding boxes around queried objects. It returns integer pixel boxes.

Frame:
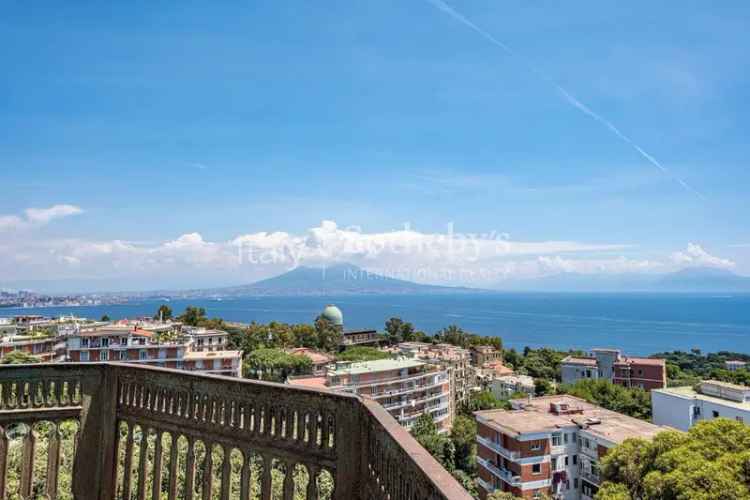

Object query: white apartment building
[652,380,750,431]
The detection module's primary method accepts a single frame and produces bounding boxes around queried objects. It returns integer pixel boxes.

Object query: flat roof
[561,356,597,366]
[655,385,750,411]
[476,395,667,445]
[288,376,328,389]
[183,350,241,360]
[329,358,426,376]
[618,357,665,366]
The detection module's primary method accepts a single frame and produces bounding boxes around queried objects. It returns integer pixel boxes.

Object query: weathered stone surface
[0,362,472,499]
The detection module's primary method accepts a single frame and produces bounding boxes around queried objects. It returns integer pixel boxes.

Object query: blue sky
[1,1,749,291]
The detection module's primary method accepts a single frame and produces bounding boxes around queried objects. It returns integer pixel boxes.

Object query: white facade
[652,382,750,432]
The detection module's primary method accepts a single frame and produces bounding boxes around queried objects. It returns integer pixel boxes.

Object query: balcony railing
[0,363,471,500]
[476,456,522,486]
[476,435,521,460]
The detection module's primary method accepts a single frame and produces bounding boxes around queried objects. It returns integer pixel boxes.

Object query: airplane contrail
[426,0,704,199]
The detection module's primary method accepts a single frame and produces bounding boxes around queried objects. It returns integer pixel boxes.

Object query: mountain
[494,267,750,293]
[185,264,478,297]
[658,267,750,292]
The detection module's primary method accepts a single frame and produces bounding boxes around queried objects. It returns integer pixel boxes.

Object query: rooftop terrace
[477,395,666,444]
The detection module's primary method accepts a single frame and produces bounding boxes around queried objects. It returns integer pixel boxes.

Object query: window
[102,338,109,347]
[564,456,569,466]
[139,350,148,360]
[693,406,701,417]
[100,350,109,361]
[713,410,720,418]
[80,351,89,362]
[530,442,542,451]
[573,455,577,465]
[552,433,562,446]
[532,463,541,474]
[574,478,578,489]
[119,351,127,360]
[563,433,569,444]
[82,338,89,347]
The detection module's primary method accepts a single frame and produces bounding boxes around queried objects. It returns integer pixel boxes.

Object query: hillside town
[2,303,749,499]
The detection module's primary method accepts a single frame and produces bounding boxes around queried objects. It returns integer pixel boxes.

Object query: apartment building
[182,326,229,352]
[393,342,475,420]
[0,334,63,362]
[725,360,748,372]
[471,345,503,367]
[66,324,241,377]
[561,348,666,390]
[652,380,750,431]
[474,395,666,500]
[490,374,536,399]
[289,358,452,432]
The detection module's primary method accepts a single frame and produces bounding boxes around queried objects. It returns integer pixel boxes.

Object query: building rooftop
[287,347,334,364]
[561,356,597,366]
[654,385,750,411]
[476,395,667,445]
[287,375,329,389]
[183,350,241,360]
[617,357,665,366]
[328,358,426,376]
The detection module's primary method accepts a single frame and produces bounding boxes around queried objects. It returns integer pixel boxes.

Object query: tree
[384,317,405,345]
[487,492,518,500]
[450,416,477,472]
[177,306,207,327]
[460,390,508,415]
[558,379,651,420]
[597,419,750,500]
[411,414,455,471]
[314,315,341,352]
[100,314,111,322]
[243,348,312,382]
[534,378,554,396]
[154,304,173,321]
[1,351,41,364]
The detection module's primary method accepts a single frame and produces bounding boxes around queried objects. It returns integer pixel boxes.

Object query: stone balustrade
[0,362,472,500]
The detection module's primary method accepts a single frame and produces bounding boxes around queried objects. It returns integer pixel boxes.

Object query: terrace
[0,362,470,500]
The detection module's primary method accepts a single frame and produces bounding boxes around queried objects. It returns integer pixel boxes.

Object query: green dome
[321,304,343,326]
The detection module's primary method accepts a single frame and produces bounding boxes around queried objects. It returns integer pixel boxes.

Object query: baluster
[54,379,62,407]
[201,443,213,500]
[240,450,251,500]
[19,425,35,497]
[46,423,61,498]
[136,427,149,499]
[283,460,295,500]
[220,445,231,500]
[306,464,320,500]
[320,412,329,449]
[152,430,164,500]
[260,454,272,500]
[121,422,135,500]
[184,437,196,500]
[0,427,7,498]
[168,434,179,500]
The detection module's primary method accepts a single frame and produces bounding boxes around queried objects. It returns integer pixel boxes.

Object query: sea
[3,293,750,356]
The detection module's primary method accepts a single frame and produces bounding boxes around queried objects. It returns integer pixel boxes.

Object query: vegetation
[596,419,750,500]
[313,315,343,352]
[654,350,750,387]
[558,379,652,420]
[336,346,390,362]
[459,390,511,415]
[153,304,173,321]
[384,317,422,344]
[503,346,581,381]
[243,348,312,382]
[1,351,41,364]
[100,314,110,322]
[434,325,502,351]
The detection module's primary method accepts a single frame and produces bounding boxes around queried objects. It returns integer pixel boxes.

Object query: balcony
[476,435,521,460]
[0,363,471,500]
[476,456,521,486]
[580,469,600,484]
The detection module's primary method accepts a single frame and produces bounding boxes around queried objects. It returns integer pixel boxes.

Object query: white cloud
[0,204,83,232]
[670,243,735,269]
[24,204,83,224]
[0,219,740,289]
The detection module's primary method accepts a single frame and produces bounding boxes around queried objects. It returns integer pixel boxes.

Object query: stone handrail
[0,362,472,500]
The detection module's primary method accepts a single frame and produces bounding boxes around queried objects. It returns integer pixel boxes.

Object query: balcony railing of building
[476,457,521,487]
[0,363,471,500]
[476,435,521,460]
